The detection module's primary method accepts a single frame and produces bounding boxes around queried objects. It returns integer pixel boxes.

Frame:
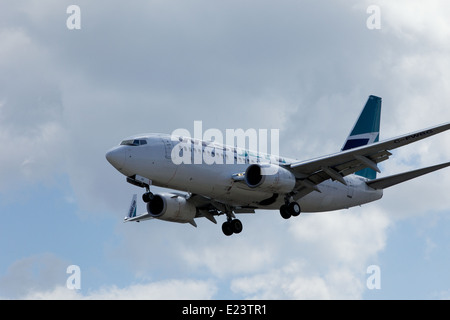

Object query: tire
[280,204,291,219]
[231,219,243,234]
[288,202,301,217]
[222,221,234,236]
[142,192,154,203]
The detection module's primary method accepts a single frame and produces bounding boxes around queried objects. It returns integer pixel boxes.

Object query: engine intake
[245,163,296,194]
[147,193,196,224]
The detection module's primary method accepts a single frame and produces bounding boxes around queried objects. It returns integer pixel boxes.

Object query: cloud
[22,279,217,300]
[0,252,217,300]
[288,208,390,265]
[227,207,390,299]
[230,261,365,299]
[0,28,67,192]
[0,253,70,299]
[376,0,450,47]
[108,207,390,300]
[180,233,276,278]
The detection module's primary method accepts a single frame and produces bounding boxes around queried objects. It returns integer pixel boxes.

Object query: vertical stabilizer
[341,95,382,179]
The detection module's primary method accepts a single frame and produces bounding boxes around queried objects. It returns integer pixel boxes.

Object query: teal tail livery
[341,95,382,179]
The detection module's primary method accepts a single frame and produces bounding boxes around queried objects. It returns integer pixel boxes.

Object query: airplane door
[161,136,173,160]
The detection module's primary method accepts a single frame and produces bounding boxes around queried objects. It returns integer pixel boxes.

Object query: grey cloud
[0,253,70,299]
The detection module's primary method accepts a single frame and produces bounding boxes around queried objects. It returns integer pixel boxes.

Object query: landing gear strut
[127,175,154,203]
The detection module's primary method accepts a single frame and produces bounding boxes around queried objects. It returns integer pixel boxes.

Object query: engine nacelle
[146,193,196,224]
[245,163,296,194]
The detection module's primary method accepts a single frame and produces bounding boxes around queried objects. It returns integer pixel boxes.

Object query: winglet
[125,194,137,221]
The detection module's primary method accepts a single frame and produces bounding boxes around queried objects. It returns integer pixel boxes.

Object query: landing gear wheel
[288,202,301,217]
[231,219,243,234]
[280,205,291,219]
[222,219,243,236]
[142,192,154,203]
[222,221,234,236]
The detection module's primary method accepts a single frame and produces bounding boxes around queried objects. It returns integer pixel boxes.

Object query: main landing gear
[222,218,243,236]
[279,201,301,219]
[221,209,243,236]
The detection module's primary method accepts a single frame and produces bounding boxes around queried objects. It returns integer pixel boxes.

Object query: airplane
[106,95,450,236]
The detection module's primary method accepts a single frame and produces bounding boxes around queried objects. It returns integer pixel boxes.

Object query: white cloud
[180,237,275,278]
[289,208,390,265]
[231,261,332,300]
[0,27,67,192]
[22,279,217,300]
[228,208,390,299]
[231,261,365,300]
[377,0,450,47]
[0,252,217,300]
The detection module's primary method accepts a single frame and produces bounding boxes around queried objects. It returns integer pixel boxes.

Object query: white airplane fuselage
[107,133,383,213]
[106,95,450,236]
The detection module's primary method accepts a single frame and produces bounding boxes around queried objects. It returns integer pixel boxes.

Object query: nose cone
[106,147,126,170]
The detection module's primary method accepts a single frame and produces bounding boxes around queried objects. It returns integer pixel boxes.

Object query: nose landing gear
[142,191,154,203]
[126,175,154,203]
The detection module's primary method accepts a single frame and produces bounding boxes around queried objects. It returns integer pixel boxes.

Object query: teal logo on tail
[341,95,382,179]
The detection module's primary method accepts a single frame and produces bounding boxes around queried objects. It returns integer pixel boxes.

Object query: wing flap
[124,212,153,222]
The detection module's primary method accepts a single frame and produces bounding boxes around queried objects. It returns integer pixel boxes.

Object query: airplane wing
[124,213,153,222]
[288,122,450,197]
[188,193,256,224]
[123,193,255,225]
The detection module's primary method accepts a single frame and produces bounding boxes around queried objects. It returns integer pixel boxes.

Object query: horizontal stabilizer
[366,161,450,190]
[124,213,153,222]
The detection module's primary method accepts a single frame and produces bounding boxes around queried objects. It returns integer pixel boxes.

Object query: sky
[1,0,450,300]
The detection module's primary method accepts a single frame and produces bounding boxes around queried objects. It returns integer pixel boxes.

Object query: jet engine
[146,193,196,224]
[245,163,296,194]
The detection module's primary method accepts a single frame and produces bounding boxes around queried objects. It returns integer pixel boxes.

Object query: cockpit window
[120,139,147,146]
